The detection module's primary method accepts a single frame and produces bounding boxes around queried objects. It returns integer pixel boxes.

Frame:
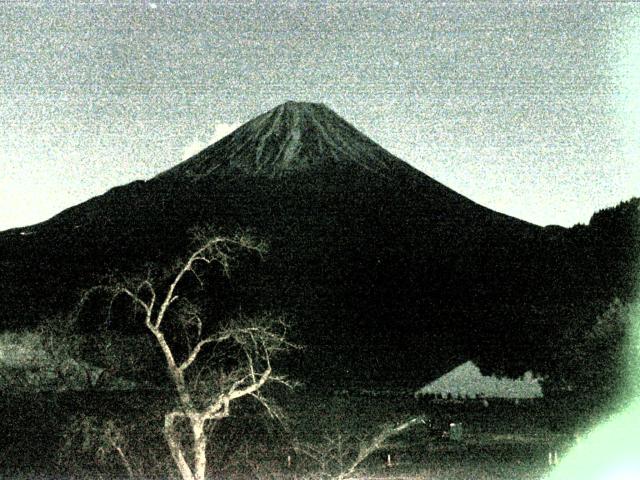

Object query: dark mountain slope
[0,102,636,387]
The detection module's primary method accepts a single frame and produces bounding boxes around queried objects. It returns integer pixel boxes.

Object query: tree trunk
[192,415,208,480]
[164,412,196,480]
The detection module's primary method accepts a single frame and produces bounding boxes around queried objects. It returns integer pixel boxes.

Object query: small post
[385,453,392,467]
[287,454,292,468]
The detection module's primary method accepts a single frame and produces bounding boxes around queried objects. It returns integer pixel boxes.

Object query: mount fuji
[0,101,636,387]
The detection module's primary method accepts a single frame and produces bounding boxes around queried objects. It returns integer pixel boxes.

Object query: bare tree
[87,232,294,480]
[294,416,427,479]
[60,416,138,479]
[334,416,426,480]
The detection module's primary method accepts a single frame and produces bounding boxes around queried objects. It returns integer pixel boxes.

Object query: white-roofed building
[415,360,543,400]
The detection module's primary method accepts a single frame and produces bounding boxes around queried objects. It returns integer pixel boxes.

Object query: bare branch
[249,392,286,423]
[136,279,157,313]
[121,288,152,321]
[154,235,263,330]
[178,336,217,373]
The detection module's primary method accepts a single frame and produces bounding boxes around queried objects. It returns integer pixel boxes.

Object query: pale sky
[1,1,639,231]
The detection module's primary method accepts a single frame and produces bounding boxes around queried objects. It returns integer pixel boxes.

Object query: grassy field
[0,388,596,479]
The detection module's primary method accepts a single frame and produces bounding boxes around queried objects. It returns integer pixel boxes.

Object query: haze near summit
[1,1,638,231]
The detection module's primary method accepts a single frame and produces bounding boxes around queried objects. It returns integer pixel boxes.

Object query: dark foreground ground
[0,388,602,479]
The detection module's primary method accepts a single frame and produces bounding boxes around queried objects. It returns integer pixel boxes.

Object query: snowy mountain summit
[160,101,407,178]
